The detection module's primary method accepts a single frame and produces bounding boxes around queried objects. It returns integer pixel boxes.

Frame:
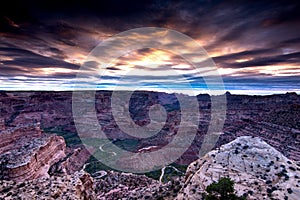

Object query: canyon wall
[0,133,66,181]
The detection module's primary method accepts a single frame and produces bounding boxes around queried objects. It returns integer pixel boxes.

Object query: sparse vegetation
[203,177,246,200]
[43,126,81,147]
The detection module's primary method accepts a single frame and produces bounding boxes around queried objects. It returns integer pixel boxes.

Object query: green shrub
[203,177,246,200]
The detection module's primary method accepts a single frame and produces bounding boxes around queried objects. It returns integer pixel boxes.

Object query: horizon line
[1,88,299,97]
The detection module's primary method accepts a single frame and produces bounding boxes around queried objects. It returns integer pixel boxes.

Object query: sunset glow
[0,0,299,94]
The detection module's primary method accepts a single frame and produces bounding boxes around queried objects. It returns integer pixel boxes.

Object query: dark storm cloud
[0,0,300,93]
[0,47,79,69]
[1,0,300,41]
[106,67,120,71]
[216,51,300,69]
[2,0,300,53]
[273,37,300,50]
[0,46,79,77]
[212,48,280,63]
[0,65,28,76]
[207,3,299,50]
[236,52,300,68]
[0,0,156,34]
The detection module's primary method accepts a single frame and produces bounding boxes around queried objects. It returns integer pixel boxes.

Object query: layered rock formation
[0,171,95,200]
[0,123,42,154]
[0,133,66,181]
[1,91,300,165]
[0,114,69,182]
[176,136,300,200]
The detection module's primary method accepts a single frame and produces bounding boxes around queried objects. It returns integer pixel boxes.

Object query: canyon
[0,91,300,199]
[1,91,299,163]
[1,136,299,199]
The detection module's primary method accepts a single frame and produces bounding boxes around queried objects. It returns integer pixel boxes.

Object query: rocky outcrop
[0,171,95,200]
[0,124,42,154]
[95,171,158,199]
[0,134,66,181]
[176,136,300,200]
[49,147,90,176]
[94,171,183,200]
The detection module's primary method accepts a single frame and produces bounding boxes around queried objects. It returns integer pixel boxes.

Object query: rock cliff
[176,136,300,200]
[0,124,42,154]
[0,134,66,181]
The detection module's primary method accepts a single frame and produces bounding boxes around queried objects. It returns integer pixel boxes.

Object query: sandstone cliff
[0,124,42,154]
[176,136,300,200]
[0,134,66,181]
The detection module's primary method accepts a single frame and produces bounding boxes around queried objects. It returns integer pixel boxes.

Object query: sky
[0,0,300,95]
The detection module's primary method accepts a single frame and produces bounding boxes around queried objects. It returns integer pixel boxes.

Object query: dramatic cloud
[0,0,299,94]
